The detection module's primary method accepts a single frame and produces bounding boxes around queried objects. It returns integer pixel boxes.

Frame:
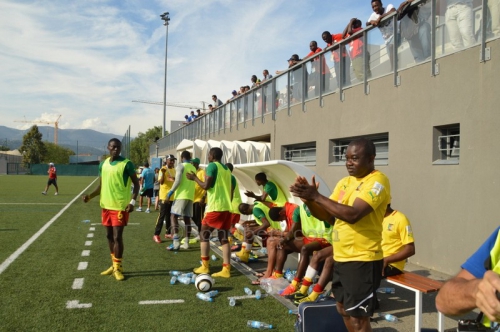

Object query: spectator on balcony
[367,0,396,70]
[442,0,476,49]
[212,95,223,109]
[207,104,214,113]
[305,40,331,95]
[397,0,431,63]
[182,115,190,125]
[276,54,304,103]
[251,75,261,88]
[343,18,372,81]
[322,31,351,87]
[262,69,273,82]
[188,110,197,122]
[227,90,238,103]
[196,109,204,117]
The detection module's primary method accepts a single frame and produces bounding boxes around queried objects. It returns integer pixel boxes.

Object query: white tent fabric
[220,140,234,164]
[193,139,208,163]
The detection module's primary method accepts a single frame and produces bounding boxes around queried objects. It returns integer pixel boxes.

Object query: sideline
[0,178,99,275]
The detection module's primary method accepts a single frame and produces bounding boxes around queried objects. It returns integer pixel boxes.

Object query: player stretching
[82,138,139,281]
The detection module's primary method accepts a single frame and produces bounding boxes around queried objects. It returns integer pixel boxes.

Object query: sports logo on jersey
[387,223,394,231]
[406,225,413,237]
[371,182,384,196]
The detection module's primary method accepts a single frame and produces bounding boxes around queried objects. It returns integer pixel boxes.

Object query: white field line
[81,250,90,257]
[0,203,67,205]
[66,300,92,309]
[138,299,185,305]
[77,262,88,270]
[86,233,94,238]
[72,278,84,289]
[89,227,95,231]
[84,241,92,246]
[0,178,99,275]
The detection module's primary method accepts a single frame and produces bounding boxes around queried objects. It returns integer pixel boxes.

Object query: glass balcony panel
[262,82,273,116]
[275,74,288,111]
[345,30,368,86]
[436,0,480,58]
[304,59,317,101]
[366,19,394,82]
[224,105,230,129]
[486,0,500,40]
[290,65,303,106]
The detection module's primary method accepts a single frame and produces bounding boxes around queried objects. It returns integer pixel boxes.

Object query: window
[330,133,389,166]
[283,142,316,166]
[433,124,460,164]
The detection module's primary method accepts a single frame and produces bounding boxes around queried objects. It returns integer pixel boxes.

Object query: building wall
[161,38,500,275]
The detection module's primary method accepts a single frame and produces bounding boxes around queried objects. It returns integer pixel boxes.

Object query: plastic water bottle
[169,276,177,285]
[196,292,214,302]
[255,290,262,300]
[169,270,181,276]
[183,272,194,278]
[288,309,298,315]
[81,220,90,223]
[205,290,219,298]
[191,274,196,284]
[247,320,273,329]
[259,247,267,255]
[244,287,253,295]
[229,297,236,307]
[178,276,191,285]
[377,287,396,294]
[211,254,217,261]
[378,312,398,322]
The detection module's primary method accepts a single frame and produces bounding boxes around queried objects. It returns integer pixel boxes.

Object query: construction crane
[132,100,208,111]
[14,115,62,145]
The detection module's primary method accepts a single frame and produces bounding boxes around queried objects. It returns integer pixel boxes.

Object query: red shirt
[326,33,348,62]
[305,47,329,74]
[348,27,364,59]
[284,202,298,231]
[48,166,57,179]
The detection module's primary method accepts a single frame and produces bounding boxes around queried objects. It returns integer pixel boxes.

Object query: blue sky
[0,0,376,139]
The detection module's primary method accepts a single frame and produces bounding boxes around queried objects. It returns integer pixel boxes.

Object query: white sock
[304,266,318,281]
[242,242,250,251]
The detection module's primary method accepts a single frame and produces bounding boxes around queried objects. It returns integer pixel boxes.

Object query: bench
[386,271,444,332]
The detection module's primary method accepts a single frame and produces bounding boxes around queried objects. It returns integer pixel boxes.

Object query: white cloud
[0,0,374,142]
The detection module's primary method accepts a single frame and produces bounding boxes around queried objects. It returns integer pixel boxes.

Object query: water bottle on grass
[378,312,398,322]
[247,320,273,329]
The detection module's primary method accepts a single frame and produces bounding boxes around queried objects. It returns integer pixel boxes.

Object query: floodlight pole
[160,12,170,138]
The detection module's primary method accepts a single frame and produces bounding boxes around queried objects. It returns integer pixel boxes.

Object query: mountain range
[0,125,124,155]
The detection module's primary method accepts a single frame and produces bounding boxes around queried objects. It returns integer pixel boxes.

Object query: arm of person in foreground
[436,269,500,322]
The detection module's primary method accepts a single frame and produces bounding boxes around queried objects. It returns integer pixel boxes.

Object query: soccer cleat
[235,250,250,263]
[212,266,231,278]
[145,209,150,213]
[280,284,298,296]
[287,291,307,301]
[136,207,142,212]
[54,192,58,196]
[113,268,125,281]
[294,291,322,305]
[166,244,179,251]
[231,243,241,252]
[41,192,46,195]
[193,261,210,274]
[180,242,189,250]
[153,235,161,243]
[100,266,114,276]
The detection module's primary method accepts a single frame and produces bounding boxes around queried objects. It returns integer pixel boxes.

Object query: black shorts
[383,265,403,278]
[47,178,57,186]
[140,188,153,198]
[332,260,383,317]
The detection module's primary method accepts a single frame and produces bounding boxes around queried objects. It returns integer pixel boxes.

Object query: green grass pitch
[0,175,295,331]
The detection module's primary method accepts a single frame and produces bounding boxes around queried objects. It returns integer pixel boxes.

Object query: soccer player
[225,163,242,235]
[244,172,287,206]
[153,155,176,243]
[186,147,233,278]
[191,158,206,238]
[82,138,139,281]
[137,162,154,213]
[42,162,58,195]
[290,137,391,331]
[167,151,196,250]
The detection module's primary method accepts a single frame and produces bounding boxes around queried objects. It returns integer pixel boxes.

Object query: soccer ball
[195,274,214,292]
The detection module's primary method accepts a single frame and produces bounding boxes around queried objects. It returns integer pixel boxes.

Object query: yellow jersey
[193,168,206,203]
[382,210,414,271]
[158,166,176,201]
[329,170,391,262]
